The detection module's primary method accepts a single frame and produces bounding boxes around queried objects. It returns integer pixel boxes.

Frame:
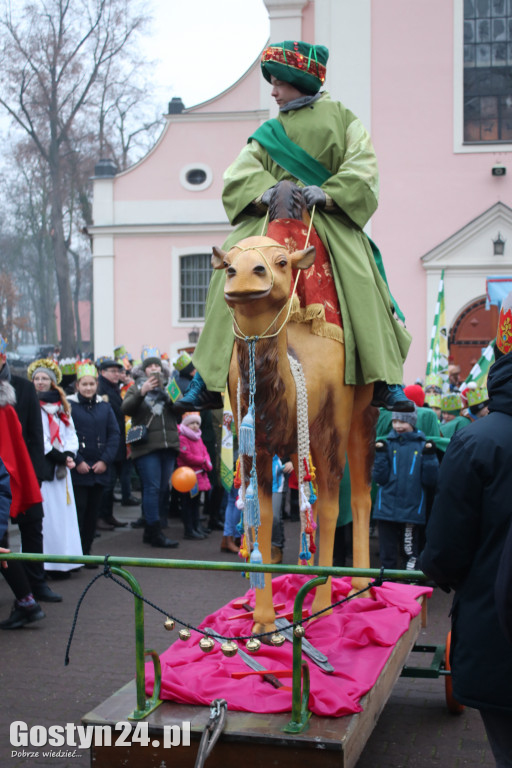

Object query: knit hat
[27,358,62,384]
[441,392,463,414]
[391,403,417,427]
[181,411,201,427]
[496,290,512,358]
[261,41,328,94]
[141,346,161,371]
[76,362,98,380]
[403,384,425,408]
[175,351,193,372]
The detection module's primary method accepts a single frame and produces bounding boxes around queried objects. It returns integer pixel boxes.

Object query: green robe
[440,415,471,440]
[193,92,411,391]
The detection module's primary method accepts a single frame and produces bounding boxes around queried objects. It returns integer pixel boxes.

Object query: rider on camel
[177,40,413,415]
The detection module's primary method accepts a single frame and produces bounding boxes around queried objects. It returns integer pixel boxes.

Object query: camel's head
[211,235,315,310]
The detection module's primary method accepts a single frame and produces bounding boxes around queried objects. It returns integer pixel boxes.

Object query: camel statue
[212,182,377,637]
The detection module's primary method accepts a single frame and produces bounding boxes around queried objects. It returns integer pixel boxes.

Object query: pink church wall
[371,0,512,383]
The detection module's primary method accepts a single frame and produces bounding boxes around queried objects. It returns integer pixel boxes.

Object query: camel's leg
[346,400,378,597]
[309,483,340,618]
[251,488,277,637]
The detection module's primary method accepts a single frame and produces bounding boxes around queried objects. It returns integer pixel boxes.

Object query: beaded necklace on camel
[231,207,319,588]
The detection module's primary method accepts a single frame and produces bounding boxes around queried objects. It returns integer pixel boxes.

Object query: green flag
[464,339,495,388]
[426,270,449,387]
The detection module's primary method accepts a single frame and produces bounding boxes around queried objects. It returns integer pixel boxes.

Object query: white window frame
[454,0,512,153]
[171,246,212,326]
[179,163,213,192]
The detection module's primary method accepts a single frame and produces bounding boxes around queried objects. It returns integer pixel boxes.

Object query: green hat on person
[175,351,193,372]
[466,385,488,408]
[261,41,328,94]
[425,392,442,408]
[441,392,463,414]
[424,372,442,390]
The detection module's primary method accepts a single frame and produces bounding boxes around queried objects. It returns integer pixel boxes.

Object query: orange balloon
[171,466,197,493]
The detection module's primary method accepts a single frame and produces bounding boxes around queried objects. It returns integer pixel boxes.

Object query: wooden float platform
[83,600,424,768]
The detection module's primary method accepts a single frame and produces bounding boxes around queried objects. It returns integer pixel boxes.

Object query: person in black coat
[96,357,128,529]
[68,364,120,563]
[419,309,512,767]
[0,347,62,602]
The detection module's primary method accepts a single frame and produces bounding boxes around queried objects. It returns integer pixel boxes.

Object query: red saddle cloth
[145,574,431,717]
[266,218,342,330]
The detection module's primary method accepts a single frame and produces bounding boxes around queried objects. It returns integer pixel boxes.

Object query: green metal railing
[2,552,427,732]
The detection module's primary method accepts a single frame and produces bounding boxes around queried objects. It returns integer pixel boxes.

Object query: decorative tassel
[299,531,311,563]
[249,542,265,589]
[239,406,255,456]
[308,481,317,505]
[299,485,311,513]
[234,459,242,489]
[245,478,260,528]
[66,476,71,505]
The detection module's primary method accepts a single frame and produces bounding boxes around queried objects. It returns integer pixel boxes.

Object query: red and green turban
[261,41,328,95]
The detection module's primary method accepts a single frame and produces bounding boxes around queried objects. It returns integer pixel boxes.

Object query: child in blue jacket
[372,406,439,570]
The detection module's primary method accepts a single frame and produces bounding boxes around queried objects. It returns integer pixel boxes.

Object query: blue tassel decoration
[239,406,255,456]
[249,542,265,589]
[308,481,317,505]
[299,532,311,562]
[244,478,260,528]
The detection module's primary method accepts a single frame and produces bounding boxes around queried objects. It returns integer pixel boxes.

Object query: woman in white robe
[27,358,83,574]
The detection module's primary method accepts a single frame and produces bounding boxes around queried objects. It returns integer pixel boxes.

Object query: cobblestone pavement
[0,506,494,768]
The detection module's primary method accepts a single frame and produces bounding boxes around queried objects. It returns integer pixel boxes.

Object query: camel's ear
[290,245,316,270]
[211,246,228,270]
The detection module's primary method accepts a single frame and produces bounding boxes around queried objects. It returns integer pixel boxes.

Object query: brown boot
[271,545,283,564]
[221,536,239,554]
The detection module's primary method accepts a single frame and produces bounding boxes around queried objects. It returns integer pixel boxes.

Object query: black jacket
[9,370,45,482]
[418,353,512,712]
[97,374,126,462]
[68,394,120,487]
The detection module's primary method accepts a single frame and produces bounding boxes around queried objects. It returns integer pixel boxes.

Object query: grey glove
[261,185,277,206]
[302,185,326,210]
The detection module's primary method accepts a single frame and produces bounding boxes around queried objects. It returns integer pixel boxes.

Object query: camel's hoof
[252,622,277,643]
[308,604,332,623]
[348,578,375,599]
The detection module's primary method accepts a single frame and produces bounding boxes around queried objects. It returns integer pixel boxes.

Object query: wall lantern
[188,327,200,344]
[493,233,506,256]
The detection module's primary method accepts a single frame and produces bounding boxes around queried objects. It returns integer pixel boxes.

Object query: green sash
[249,119,405,322]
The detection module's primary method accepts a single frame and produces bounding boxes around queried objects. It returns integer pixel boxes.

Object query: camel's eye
[277,257,288,268]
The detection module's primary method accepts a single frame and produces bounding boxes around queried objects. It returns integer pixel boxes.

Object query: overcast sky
[143,0,270,109]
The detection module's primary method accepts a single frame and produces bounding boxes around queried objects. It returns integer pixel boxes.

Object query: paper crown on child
[175,351,193,372]
[181,411,201,427]
[496,290,512,358]
[466,385,488,408]
[261,41,328,94]
[0,334,7,355]
[425,392,442,408]
[76,361,98,380]
[59,357,78,376]
[27,358,62,384]
[141,346,161,369]
[114,345,128,360]
[424,372,443,390]
[441,392,463,414]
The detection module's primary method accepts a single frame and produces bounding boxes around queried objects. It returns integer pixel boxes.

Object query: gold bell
[179,628,191,641]
[246,637,261,653]
[220,640,238,658]
[164,617,175,631]
[199,636,215,653]
[293,625,306,638]
[270,632,286,647]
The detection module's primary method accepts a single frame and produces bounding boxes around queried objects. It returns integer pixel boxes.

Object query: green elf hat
[441,392,463,414]
[175,351,193,372]
[496,290,512,358]
[425,392,442,408]
[261,41,328,94]
[466,385,488,408]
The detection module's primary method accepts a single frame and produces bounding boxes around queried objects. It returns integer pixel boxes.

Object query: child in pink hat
[177,413,212,540]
